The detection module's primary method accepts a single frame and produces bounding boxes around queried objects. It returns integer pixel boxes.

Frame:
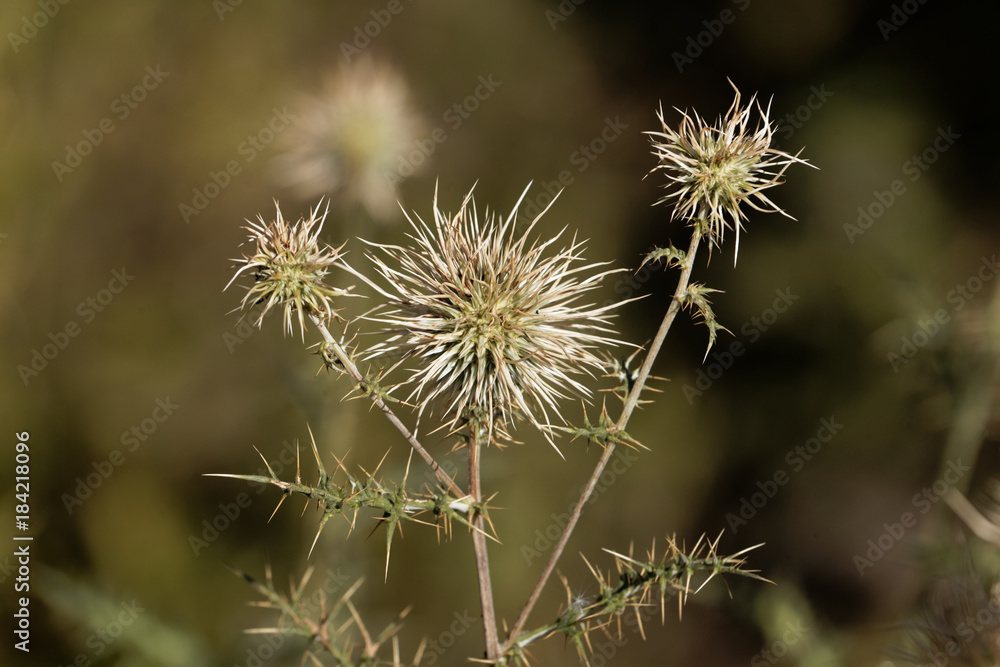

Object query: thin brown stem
[309,315,466,499]
[469,423,500,660]
[618,231,702,427]
[503,230,703,655]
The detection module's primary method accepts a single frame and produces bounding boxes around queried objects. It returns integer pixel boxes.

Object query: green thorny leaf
[558,402,645,451]
[639,244,687,272]
[679,282,730,359]
[205,429,492,580]
[315,341,405,406]
[504,533,769,666]
[601,347,664,407]
[356,369,403,405]
[317,341,346,373]
[231,564,426,667]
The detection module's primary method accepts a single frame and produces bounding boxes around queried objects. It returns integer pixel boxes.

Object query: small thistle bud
[365,184,628,445]
[646,82,814,263]
[226,200,354,339]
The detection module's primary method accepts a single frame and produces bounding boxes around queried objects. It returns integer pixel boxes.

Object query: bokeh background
[2,0,999,665]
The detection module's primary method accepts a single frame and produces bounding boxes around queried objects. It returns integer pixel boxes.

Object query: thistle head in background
[364,184,629,448]
[272,56,425,223]
[893,565,1000,667]
[646,81,815,263]
[226,200,355,339]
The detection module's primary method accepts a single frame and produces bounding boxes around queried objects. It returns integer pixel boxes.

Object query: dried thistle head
[896,567,1000,666]
[272,56,425,222]
[226,200,354,339]
[646,82,814,263]
[364,184,628,447]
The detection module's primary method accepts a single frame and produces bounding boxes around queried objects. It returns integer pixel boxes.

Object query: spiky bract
[365,185,627,445]
[646,83,813,262]
[227,200,353,339]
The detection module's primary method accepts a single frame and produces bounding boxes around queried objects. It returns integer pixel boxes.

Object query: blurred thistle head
[364,184,628,447]
[646,81,814,263]
[895,565,1000,666]
[226,200,354,339]
[272,56,425,223]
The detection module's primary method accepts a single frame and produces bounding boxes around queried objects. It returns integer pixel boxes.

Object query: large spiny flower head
[646,82,814,263]
[226,200,354,339]
[365,185,627,446]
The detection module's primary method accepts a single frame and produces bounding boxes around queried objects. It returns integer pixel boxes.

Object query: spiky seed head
[897,569,1000,667]
[646,82,814,263]
[272,56,425,223]
[364,184,628,446]
[226,200,354,339]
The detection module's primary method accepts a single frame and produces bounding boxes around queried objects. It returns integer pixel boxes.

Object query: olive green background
[2,1,999,665]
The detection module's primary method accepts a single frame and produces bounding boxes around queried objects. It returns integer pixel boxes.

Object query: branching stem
[309,315,466,499]
[503,230,703,656]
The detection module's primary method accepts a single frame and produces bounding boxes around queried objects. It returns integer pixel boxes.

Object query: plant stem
[617,232,702,429]
[503,230,703,656]
[309,315,466,499]
[469,423,500,660]
[310,316,501,657]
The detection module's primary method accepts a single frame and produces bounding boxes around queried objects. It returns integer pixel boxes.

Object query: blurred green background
[2,0,999,665]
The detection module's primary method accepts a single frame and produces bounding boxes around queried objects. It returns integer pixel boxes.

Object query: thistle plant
[225,199,354,340]
[646,81,814,263]
[272,56,425,222]
[888,560,1000,667]
[362,185,628,446]
[215,83,812,665]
